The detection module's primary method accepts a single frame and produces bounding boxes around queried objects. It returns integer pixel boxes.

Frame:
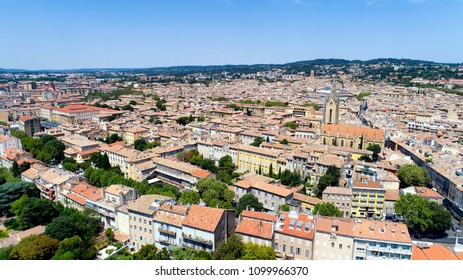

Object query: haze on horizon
[1,0,462,70]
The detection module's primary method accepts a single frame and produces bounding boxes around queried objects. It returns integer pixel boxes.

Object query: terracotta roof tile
[182,205,225,232]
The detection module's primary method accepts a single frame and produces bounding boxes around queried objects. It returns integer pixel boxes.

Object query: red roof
[19,115,33,122]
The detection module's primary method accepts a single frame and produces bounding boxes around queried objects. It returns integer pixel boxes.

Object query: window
[369,241,376,247]
[339,244,342,249]
[283,245,286,252]
[290,246,294,254]
[274,243,278,250]
[331,242,335,248]
[305,250,310,257]
[290,237,294,243]
[144,219,146,224]
[296,248,301,255]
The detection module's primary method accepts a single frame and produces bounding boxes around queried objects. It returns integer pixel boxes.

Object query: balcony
[158,228,177,237]
[159,238,177,245]
[182,233,213,246]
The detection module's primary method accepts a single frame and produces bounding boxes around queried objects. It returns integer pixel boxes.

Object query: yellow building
[229,144,284,175]
[320,124,384,151]
[350,179,385,219]
[123,127,148,145]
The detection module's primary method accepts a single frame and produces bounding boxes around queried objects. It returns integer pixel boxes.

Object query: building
[293,192,322,215]
[352,219,413,260]
[152,157,214,190]
[274,211,315,260]
[51,104,120,125]
[181,205,235,252]
[313,216,355,260]
[153,201,189,250]
[320,124,384,151]
[235,210,276,248]
[323,87,340,124]
[350,179,386,219]
[87,184,139,229]
[234,177,294,212]
[18,115,40,137]
[34,168,76,201]
[57,181,102,210]
[60,135,102,163]
[127,194,172,251]
[415,186,444,205]
[322,187,353,218]
[123,127,148,145]
[0,135,22,156]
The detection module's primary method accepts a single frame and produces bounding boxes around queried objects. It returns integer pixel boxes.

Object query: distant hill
[1,58,461,75]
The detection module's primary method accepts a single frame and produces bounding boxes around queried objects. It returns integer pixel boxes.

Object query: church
[319,84,384,150]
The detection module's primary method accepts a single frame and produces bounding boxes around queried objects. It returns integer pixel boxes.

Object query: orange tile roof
[235,178,293,198]
[353,219,412,243]
[182,205,225,232]
[236,218,274,240]
[19,115,33,122]
[275,212,314,240]
[385,189,400,201]
[415,187,443,199]
[65,192,87,206]
[192,169,212,179]
[241,210,277,222]
[352,179,383,190]
[413,244,460,260]
[321,124,384,141]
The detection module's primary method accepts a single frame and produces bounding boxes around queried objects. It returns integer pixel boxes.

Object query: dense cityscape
[0,58,462,260]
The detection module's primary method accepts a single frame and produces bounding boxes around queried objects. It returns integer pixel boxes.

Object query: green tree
[11,160,20,177]
[213,235,245,260]
[278,204,290,212]
[313,202,343,217]
[46,208,101,247]
[179,191,201,205]
[241,243,276,260]
[11,197,58,230]
[9,235,59,260]
[395,193,433,234]
[236,194,263,215]
[200,159,218,173]
[280,170,301,187]
[428,202,452,236]
[315,165,341,198]
[121,104,134,111]
[0,247,13,260]
[367,144,382,162]
[280,139,289,145]
[37,145,58,163]
[397,164,430,188]
[0,181,39,216]
[284,121,298,130]
[133,245,170,260]
[195,178,234,208]
[250,136,264,147]
[62,157,78,172]
[105,228,115,242]
[44,140,66,162]
[52,235,84,260]
[269,163,274,178]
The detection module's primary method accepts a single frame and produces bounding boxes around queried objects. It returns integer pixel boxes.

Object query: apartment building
[350,179,386,219]
[181,205,235,252]
[57,181,102,210]
[18,115,40,137]
[292,192,322,215]
[34,168,76,201]
[60,135,101,163]
[313,217,355,260]
[235,210,276,247]
[128,195,172,250]
[234,177,294,212]
[352,219,413,260]
[274,211,315,260]
[86,184,138,229]
[322,187,353,218]
[153,202,189,249]
[152,157,214,190]
[123,127,148,145]
[51,104,120,125]
[313,216,413,260]
[229,144,283,174]
[0,135,22,156]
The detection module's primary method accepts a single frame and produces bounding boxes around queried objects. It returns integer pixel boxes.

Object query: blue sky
[0,0,462,69]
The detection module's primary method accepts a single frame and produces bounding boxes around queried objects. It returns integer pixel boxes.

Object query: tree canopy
[395,193,433,234]
[397,164,430,188]
[195,178,234,209]
[313,202,343,217]
[0,181,39,216]
[9,235,59,260]
[236,193,263,215]
[213,235,245,260]
[133,245,170,260]
[315,165,341,198]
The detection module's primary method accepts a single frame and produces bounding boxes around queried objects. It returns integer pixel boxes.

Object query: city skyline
[1,0,463,69]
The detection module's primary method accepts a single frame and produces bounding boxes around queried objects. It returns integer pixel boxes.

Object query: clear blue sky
[1,0,462,69]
